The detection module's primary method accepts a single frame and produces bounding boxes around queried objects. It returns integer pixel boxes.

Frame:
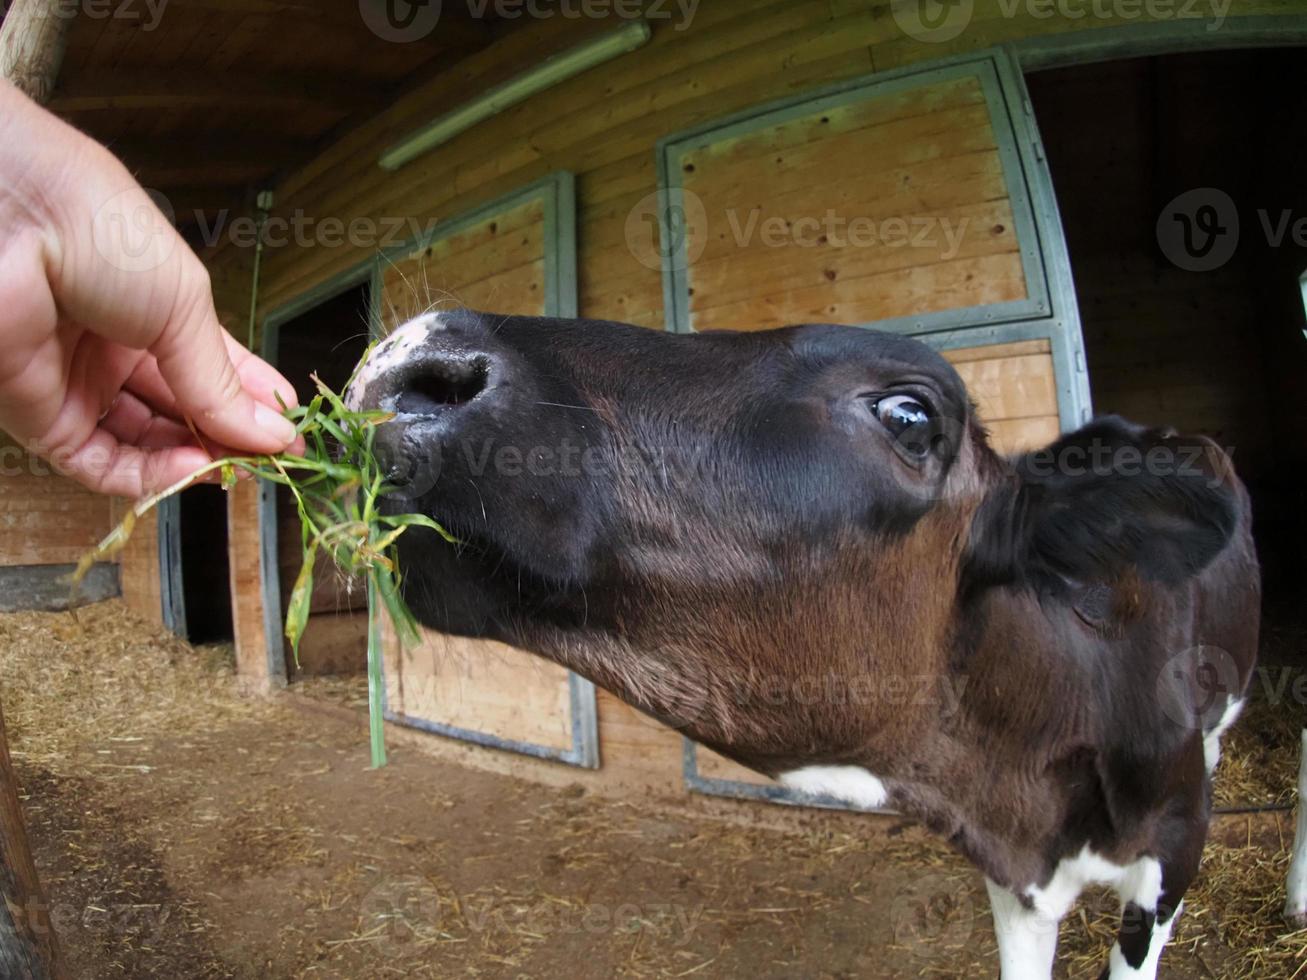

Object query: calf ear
[966,416,1241,591]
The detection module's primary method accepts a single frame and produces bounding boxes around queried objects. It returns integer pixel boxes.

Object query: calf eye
[874,394,933,455]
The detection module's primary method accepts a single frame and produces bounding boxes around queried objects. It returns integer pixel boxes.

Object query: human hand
[0,79,300,498]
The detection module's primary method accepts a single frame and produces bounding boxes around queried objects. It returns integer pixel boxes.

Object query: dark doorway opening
[1027,48,1307,805]
[177,484,234,644]
[272,281,374,682]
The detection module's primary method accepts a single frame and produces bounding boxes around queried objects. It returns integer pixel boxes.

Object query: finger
[125,343,300,427]
[149,296,298,453]
[61,427,216,498]
[98,390,196,449]
[223,332,300,410]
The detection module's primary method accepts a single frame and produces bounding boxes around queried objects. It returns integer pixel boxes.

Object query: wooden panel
[294,611,367,677]
[693,253,1025,332]
[115,500,161,626]
[0,434,113,567]
[390,634,574,751]
[227,479,272,687]
[697,747,774,786]
[942,339,1059,456]
[380,198,544,323]
[379,189,579,754]
[681,76,1028,329]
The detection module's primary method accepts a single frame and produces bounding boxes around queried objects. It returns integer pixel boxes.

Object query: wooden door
[655,50,1089,810]
[376,173,598,767]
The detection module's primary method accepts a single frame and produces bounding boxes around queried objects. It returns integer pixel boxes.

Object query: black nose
[393,349,493,417]
[364,334,508,495]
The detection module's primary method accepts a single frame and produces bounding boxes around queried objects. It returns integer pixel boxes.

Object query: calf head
[347,309,1239,779]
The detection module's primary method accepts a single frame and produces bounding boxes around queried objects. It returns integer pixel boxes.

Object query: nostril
[395,355,491,416]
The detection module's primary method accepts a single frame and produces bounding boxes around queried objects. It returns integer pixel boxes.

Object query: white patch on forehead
[778,765,889,810]
[345,312,445,409]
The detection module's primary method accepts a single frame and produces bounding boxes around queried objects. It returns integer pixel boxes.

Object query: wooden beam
[163,0,498,49]
[0,7,76,976]
[0,701,62,979]
[0,0,71,104]
[100,135,315,191]
[49,70,380,114]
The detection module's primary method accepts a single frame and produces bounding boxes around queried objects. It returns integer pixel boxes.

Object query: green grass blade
[366,573,388,769]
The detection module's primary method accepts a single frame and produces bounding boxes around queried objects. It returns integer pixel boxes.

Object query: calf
[348,309,1263,979]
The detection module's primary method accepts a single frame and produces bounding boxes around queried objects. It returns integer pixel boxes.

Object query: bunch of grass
[74,352,454,768]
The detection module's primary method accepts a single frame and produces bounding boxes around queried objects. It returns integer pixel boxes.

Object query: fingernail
[254,402,297,445]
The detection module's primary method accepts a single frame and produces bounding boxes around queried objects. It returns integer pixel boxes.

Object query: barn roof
[47,0,517,237]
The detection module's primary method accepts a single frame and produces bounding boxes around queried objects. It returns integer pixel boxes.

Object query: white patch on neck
[1024,847,1162,921]
[778,765,890,810]
[1203,696,1244,774]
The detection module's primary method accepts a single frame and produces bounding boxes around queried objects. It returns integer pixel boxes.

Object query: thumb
[150,277,298,453]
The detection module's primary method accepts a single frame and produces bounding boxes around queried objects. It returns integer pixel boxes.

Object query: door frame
[157,496,185,635]
[258,260,378,687]
[1011,13,1307,71]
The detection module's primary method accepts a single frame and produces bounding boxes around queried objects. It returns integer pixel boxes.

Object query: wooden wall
[114,501,161,625]
[681,74,1024,330]
[228,479,273,688]
[201,3,1304,791]
[0,435,113,568]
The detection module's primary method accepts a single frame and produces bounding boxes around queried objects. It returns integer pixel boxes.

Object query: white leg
[1105,901,1181,979]
[986,878,1060,980]
[1286,729,1307,927]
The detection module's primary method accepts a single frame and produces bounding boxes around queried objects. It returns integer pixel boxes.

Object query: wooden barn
[2,1,1307,976]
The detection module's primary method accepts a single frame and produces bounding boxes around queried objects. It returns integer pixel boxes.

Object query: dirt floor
[1,601,1304,979]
